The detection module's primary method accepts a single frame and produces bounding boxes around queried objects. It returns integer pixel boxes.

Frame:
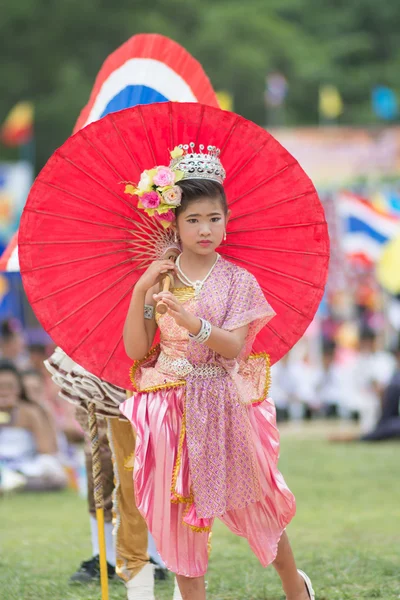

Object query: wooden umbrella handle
[156,273,174,314]
[87,403,109,600]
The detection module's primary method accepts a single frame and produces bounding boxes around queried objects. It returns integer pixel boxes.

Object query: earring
[223,231,227,241]
[174,231,179,244]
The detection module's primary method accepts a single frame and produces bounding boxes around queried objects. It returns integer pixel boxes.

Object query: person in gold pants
[107,418,150,581]
[44,349,177,600]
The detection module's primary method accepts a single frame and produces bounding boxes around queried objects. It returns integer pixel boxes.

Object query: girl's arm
[196,321,248,359]
[123,260,176,360]
[153,290,248,360]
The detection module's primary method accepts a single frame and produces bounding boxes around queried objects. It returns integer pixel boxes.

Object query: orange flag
[1,102,34,146]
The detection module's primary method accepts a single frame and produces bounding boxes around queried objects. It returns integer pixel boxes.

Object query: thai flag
[0,232,18,272]
[338,191,400,265]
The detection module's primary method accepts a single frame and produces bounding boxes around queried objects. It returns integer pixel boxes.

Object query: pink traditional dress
[120,256,296,577]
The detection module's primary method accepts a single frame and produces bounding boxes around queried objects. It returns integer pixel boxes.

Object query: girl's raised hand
[135,260,176,293]
[153,291,200,333]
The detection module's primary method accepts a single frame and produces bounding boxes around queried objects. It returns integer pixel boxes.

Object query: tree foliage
[1,0,399,169]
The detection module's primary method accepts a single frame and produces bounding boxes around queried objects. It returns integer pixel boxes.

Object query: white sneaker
[126,563,155,600]
[0,466,26,493]
[297,570,315,600]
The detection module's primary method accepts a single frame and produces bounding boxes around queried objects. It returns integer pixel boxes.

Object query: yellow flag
[377,235,400,295]
[1,101,34,146]
[319,85,343,119]
[216,91,234,112]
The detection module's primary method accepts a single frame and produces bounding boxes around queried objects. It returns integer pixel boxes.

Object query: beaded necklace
[175,253,219,297]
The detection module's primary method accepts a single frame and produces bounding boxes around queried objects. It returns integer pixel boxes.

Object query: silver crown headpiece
[169,143,226,185]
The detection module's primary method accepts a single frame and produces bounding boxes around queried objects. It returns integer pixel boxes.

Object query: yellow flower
[170,146,184,159]
[174,170,184,183]
[159,219,173,229]
[144,208,156,216]
[124,184,136,195]
[156,203,174,215]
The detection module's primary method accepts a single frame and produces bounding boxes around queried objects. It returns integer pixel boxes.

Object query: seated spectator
[287,348,321,419]
[316,339,349,418]
[361,340,400,441]
[0,360,67,491]
[22,368,62,448]
[28,343,84,443]
[341,328,396,433]
[270,353,293,422]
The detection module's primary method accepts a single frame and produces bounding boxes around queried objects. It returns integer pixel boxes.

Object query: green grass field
[1,429,399,600]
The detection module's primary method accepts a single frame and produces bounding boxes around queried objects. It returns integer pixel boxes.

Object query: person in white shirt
[341,329,396,433]
[316,340,349,418]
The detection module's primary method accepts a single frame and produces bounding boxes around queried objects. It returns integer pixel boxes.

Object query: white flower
[137,171,152,192]
[162,186,182,207]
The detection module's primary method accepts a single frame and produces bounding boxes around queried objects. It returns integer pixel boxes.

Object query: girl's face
[176,197,228,255]
[0,371,21,410]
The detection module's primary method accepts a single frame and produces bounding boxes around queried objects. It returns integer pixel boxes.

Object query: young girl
[120,147,315,600]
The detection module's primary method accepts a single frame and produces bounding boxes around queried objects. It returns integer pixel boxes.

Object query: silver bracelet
[144,304,155,320]
[189,318,212,343]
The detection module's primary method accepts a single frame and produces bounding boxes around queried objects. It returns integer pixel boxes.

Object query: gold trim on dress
[129,343,185,392]
[170,390,193,505]
[172,286,196,303]
[134,380,186,394]
[247,352,272,404]
[155,286,195,323]
[184,522,212,533]
[207,532,213,556]
[182,503,212,534]
[129,344,160,391]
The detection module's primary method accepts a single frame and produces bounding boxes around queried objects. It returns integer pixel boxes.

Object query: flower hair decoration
[124,143,225,229]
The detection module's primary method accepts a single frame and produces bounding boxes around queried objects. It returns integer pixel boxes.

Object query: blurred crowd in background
[272,330,400,434]
[0,317,85,493]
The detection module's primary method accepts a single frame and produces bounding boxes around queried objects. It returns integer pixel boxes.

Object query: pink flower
[141,191,161,209]
[162,185,182,207]
[153,166,176,187]
[154,209,176,223]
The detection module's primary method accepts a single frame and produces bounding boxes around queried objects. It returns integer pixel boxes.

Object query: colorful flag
[1,102,34,147]
[370,190,400,218]
[319,85,343,120]
[372,86,398,120]
[338,191,400,265]
[0,162,33,246]
[0,232,18,272]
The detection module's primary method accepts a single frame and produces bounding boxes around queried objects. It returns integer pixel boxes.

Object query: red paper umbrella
[19,102,329,389]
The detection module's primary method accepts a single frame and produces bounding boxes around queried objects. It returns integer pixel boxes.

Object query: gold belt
[157,352,225,379]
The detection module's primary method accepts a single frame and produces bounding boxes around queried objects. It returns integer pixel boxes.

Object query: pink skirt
[120,386,296,577]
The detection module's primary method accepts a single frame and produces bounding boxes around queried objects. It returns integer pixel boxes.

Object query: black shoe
[154,566,169,581]
[69,555,116,583]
